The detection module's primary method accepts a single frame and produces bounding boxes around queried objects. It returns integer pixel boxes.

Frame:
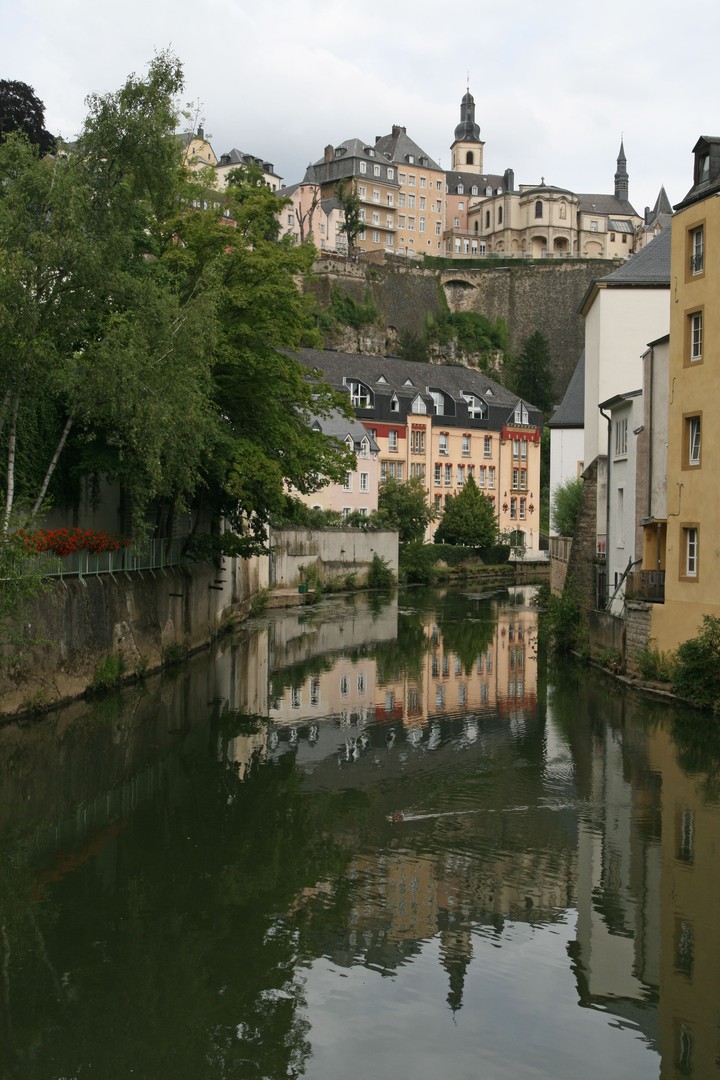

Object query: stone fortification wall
[269,527,398,588]
[307,258,620,400]
[0,555,268,717]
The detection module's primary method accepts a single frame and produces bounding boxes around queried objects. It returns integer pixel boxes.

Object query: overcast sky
[6,0,720,215]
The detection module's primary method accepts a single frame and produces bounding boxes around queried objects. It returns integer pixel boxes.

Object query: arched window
[498,206,503,224]
[474,220,479,233]
[485,210,490,228]
[457,184,464,195]
[535,200,543,219]
[466,151,474,165]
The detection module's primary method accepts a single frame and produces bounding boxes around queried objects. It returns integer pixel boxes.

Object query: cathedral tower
[450,88,485,174]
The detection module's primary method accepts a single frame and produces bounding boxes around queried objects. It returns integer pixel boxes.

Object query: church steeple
[451,86,484,173]
[614,139,629,202]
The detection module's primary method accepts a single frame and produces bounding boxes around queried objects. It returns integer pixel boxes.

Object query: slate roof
[373,128,441,172]
[548,352,585,429]
[310,410,379,453]
[218,147,280,176]
[577,193,638,216]
[601,225,671,285]
[675,136,720,210]
[446,171,507,195]
[296,348,543,431]
[303,139,399,186]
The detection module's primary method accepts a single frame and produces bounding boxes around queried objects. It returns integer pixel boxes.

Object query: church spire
[451,86,484,173]
[615,138,629,202]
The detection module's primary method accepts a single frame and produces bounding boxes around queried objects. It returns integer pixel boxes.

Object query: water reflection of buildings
[266,587,538,735]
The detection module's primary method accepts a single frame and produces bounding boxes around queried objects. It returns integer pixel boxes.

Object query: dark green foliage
[673,616,720,711]
[375,476,435,544]
[0,80,55,153]
[434,475,498,552]
[636,647,676,683]
[334,178,364,256]
[551,477,584,537]
[366,553,394,588]
[397,329,429,363]
[328,286,378,329]
[534,579,586,655]
[400,542,442,584]
[431,311,509,370]
[505,331,555,415]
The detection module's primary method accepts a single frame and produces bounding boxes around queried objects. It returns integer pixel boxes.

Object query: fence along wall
[0,555,268,717]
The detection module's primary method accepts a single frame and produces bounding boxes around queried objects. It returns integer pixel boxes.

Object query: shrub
[598,649,624,674]
[366,554,395,589]
[551,477,584,537]
[88,653,125,693]
[400,542,440,584]
[673,616,720,711]
[534,579,586,655]
[163,641,189,666]
[636,646,676,683]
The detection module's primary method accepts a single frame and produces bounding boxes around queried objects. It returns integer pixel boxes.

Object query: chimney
[197,126,204,141]
[324,144,334,163]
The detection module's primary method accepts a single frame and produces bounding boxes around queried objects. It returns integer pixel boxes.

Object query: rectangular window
[372,231,380,243]
[683,526,699,579]
[358,184,366,197]
[419,196,426,210]
[398,215,406,228]
[512,468,519,490]
[372,212,379,225]
[343,472,352,492]
[419,218,426,233]
[388,430,398,453]
[420,176,426,188]
[360,472,369,492]
[462,434,470,456]
[457,465,465,487]
[380,461,387,482]
[513,439,520,459]
[439,433,449,456]
[444,464,452,486]
[387,193,394,206]
[373,189,380,202]
[689,311,703,362]
[510,498,517,520]
[435,222,441,235]
[408,217,415,231]
[434,494,442,511]
[488,466,496,489]
[408,174,416,186]
[685,415,701,467]
[399,193,406,207]
[478,465,486,488]
[411,429,425,454]
[614,417,628,458]
[408,194,415,209]
[690,225,704,275]
[434,463,441,485]
[519,497,526,520]
[483,435,492,458]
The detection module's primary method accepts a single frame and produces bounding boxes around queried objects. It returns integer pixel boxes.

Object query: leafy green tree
[374,476,434,543]
[335,178,364,256]
[507,331,555,415]
[0,80,55,153]
[551,476,583,537]
[434,475,498,551]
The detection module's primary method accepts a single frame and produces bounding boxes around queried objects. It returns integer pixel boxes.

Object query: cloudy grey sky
[6,0,719,214]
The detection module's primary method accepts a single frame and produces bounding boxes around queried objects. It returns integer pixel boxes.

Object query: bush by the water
[534,580,586,655]
[672,616,720,711]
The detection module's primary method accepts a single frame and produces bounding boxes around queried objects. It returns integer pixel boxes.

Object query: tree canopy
[551,476,583,537]
[434,475,498,551]
[506,330,555,416]
[0,80,55,153]
[0,52,353,553]
[374,476,435,544]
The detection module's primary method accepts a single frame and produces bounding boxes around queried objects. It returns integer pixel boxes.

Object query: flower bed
[18,528,131,557]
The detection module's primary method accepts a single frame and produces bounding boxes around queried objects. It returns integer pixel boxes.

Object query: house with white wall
[548,351,584,535]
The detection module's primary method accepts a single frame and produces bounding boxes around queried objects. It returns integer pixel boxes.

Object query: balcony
[625,570,665,603]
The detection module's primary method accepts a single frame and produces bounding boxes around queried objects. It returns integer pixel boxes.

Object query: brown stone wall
[565,459,600,611]
[625,600,653,675]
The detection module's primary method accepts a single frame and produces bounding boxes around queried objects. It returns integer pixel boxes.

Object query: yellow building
[651,136,720,651]
[373,125,446,258]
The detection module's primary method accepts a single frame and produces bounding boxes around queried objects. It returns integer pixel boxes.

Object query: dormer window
[471,186,478,196]
[457,184,464,195]
[513,401,529,425]
[390,393,399,412]
[345,379,373,408]
[697,151,710,185]
[407,154,415,164]
[359,437,370,458]
[463,393,488,419]
[411,395,427,414]
[485,186,493,196]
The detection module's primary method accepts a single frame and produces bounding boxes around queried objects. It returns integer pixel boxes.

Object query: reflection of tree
[374,610,430,684]
[2,743,365,1079]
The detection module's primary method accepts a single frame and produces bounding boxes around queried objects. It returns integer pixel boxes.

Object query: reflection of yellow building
[379,590,538,729]
[647,725,720,1079]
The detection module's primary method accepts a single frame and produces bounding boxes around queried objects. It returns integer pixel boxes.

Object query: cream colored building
[373,125,446,258]
[275,181,346,251]
[215,147,282,191]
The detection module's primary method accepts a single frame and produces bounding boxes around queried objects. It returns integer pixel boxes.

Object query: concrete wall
[0,554,268,716]
[269,527,398,588]
[588,609,625,659]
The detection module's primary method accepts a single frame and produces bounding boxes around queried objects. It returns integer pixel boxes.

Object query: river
[1,585,718,1079]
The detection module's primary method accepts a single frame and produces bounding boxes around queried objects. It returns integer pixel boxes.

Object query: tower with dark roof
[451,88,485,173]
[614,140,629,202]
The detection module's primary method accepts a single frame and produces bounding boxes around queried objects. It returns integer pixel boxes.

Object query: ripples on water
[2,586,719,1078]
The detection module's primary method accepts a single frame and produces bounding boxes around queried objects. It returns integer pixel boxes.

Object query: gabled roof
[578,227,671,313]
[310,410,379,452]
[548,351,585,429]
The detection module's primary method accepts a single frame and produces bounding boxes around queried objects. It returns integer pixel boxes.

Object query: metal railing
[21,537,190,581]
[625,570,665,603]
